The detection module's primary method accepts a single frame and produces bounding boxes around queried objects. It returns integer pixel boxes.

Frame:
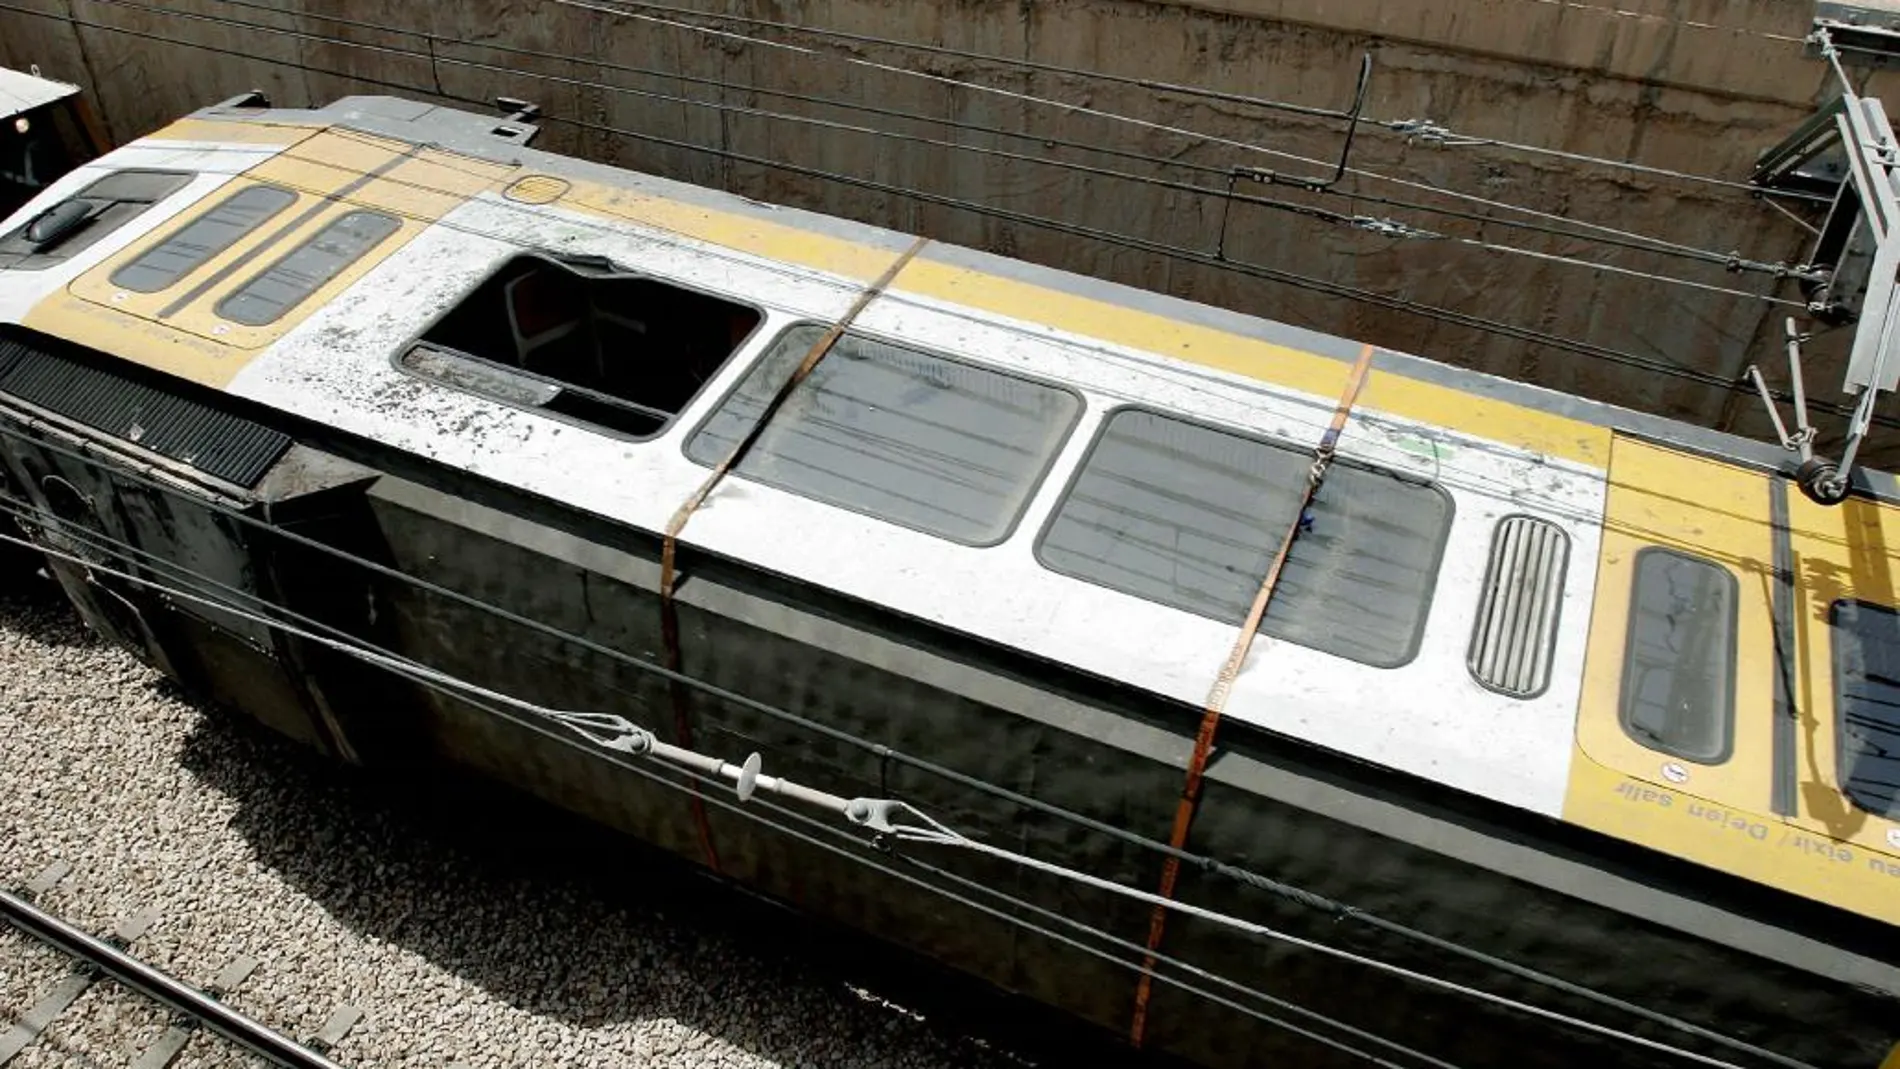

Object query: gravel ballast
[0,583,1035,1068]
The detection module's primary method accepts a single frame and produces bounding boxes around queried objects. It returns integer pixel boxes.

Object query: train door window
[686,325,1082,545]
[1619,548,1736,763]
[217,209,400,326]
[1828,600,1900,818]
[0,169,191,270]
[1035,408,1451,668]
[109,183,296,293]
[403,254,763,439]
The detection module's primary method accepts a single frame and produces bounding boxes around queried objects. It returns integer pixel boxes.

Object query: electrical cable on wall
[483,0,1827,199]
[542,0,1830,242]
[194,0,1839,284]
[111,0,1836,280]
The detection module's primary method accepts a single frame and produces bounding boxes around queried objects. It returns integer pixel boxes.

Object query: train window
[217,209,400,326]
[405,254,763,439]
[686,325,1082,546]
[1619,548,1736,763]
[0,169,192,270]
[1828,600,1900,819]
[1035,408,1451,668]
[110,183,296,293]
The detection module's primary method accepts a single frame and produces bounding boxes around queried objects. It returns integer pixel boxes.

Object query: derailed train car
[0,94,1894,1069]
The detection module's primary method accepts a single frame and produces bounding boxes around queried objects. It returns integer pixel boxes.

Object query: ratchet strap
[1128,342,1377,1046]
[656,236,930,872]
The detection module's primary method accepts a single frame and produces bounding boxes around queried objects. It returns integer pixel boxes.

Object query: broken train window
[401,253,763,439]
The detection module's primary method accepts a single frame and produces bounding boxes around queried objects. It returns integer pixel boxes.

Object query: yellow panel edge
[557,180,901,284]
[144,117,318,147]
[898,258,1611,467]
[1562,755,1900,926]
[21,293,248,389]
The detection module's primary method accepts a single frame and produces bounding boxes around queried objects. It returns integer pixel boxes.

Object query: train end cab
[0,65,106,220]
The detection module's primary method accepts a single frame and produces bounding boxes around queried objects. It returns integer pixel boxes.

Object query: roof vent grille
[1467,515,1569,699]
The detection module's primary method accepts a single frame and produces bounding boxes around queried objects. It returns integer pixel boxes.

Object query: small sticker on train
[1660,762,1689,785]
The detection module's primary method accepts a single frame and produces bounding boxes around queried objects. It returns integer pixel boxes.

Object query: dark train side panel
[0,364,1894,1068]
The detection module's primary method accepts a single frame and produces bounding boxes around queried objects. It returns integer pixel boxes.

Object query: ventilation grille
[0,330,290,488]
[1468,515,1570,698]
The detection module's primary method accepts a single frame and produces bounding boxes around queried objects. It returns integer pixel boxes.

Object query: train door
[1568,434,1900,924]
[1574,436,1778,815]
[1783,492,1900,870]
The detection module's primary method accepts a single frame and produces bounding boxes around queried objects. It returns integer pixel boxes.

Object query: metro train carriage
[0,93,1895,1069]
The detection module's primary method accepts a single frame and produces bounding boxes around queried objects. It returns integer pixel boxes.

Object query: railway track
[1,861,364,1069]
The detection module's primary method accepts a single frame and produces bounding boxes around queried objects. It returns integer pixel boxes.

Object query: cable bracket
[1750,317,1853,503]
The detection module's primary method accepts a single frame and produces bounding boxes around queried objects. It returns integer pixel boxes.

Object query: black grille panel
[0,330,290,488]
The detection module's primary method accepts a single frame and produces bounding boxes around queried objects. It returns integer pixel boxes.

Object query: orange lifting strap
[656,236,931,873]
[1128,342,1377,1046]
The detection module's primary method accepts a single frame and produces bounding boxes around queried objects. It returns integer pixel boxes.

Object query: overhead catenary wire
[540,0,1822,267]
[0,421,1830,1069]
[429,0,1825,201]
[907,832,1753,1069]
[0,506,1793,1069]
[1759,194,1824,238]
[1,490,1797,1069]
[128,0,1822,279]
[195,0,1831,282]
[110,0,1816,296]
[1379,123,1828,200]
[0,516,1465,1069]
[20,0,1867,413]
[1435,235,1800,304]
[0,438,1831,1055]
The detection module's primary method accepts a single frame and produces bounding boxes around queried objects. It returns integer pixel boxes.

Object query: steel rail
[0,888,349,1069]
